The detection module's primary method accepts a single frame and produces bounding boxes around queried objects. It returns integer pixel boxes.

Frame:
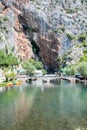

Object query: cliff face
[0,0,87,71]
[27,0,86,53]
[37,32,60,71]
[0,1,33,61]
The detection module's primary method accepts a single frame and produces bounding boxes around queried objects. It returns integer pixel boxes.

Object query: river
[0,79,87,130]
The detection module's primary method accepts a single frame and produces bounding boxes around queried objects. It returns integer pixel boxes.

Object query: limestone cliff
[0,1,33,61]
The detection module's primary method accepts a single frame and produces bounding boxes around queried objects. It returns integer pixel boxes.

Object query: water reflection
[0,79,87,130]
[30,78,62,92]
[0,87,6,93]
[0,86,39,130]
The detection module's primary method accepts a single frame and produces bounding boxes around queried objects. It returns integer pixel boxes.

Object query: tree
[7,53,18,67]
[0,51,18,67]
[22,61,36,76]
[4,68,16,82]
[0,50,8,67]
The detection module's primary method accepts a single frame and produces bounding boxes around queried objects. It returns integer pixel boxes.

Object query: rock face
[0,1,33,61]
[0,0,87,71]
[0,5,15,50]
[37,31,60,71]
[27,0,87,54]
[14,9,33,60]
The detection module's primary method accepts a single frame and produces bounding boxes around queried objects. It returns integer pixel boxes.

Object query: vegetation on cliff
[59,35,87,78]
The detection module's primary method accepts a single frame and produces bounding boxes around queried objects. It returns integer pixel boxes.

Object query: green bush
[34,61,43,70]
[53,29,59,33]
[78,33,87,42]
[76,62,87,77]
[61,66,76,76]
[22,59,46,76]
[66,9,77,14]
[61,27,65,32]
[83,50,87,54]
[80,54,87,62]
[42,69,47,75]
[77,41,87,48]
[67,34,75,40]
[82,41,87,47]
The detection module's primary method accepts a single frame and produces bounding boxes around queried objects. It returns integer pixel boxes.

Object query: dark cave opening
[30,39,40,55]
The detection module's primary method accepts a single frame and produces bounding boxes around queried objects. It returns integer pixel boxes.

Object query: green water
[0,79,87,130]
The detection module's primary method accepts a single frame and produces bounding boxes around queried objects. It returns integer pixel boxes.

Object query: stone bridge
[17,74,76,83]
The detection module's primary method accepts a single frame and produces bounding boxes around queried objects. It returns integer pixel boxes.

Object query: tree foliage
[7,53,19,66]
[22,61,36,76]
[0,50,8,67]
[4,68,16,82]
[0,51,18,67]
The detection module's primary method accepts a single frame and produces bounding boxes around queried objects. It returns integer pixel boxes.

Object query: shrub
[76,62,87,77]
[42,69,47,75]
[22,59,46,76]
[67,34,75,40]
[83,50,87,54]
[80,54,87,62]
[61,27,65,32]
[53,29,59,33]
[34,61,43,70]
[66,9,77,14]
[82,41,87,47]
[78,33,87,42]
[61,66,76,76]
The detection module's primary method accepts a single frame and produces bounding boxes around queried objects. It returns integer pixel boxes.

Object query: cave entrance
[31,39,40,55]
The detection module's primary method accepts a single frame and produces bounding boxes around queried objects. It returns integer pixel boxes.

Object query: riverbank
[0,74,87,90]
[0,80,22,93]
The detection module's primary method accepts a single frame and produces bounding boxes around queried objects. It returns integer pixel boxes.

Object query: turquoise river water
[0,79,87,130]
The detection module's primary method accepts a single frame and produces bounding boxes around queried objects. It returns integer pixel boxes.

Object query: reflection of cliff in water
[50,79,61,85]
